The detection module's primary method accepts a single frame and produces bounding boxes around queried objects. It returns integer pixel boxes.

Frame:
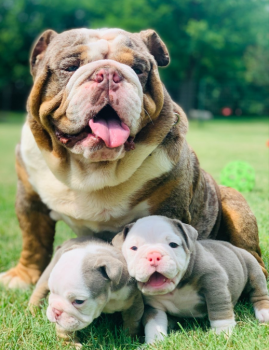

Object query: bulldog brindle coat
[0,28,266,288]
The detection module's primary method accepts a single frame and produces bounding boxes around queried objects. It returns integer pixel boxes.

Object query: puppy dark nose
[147,252,162,266]
[52,307,63,318]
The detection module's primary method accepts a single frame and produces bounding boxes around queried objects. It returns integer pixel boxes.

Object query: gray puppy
[113,215,269,344]
[29,236,143,346]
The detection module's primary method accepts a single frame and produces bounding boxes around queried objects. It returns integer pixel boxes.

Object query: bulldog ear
[140,29,170,67]
[172,219,198,252]
[112,223,134,249]
[95,256,124,286]
[30,29,58,76]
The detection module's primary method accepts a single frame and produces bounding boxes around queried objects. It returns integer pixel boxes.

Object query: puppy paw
[210,319,236,335]
[254,308,269,323]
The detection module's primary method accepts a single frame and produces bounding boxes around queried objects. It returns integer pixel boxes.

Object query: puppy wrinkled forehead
[128,216,182,244]
[48,248,87,293]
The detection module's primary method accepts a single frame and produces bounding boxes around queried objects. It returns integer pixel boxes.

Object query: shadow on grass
[78,313,141,349]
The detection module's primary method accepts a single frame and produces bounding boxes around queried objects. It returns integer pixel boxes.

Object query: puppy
[113,216,269,344]
[29,237,143,346]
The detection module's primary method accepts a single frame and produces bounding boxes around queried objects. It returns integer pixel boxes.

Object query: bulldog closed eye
[117,216,269,344]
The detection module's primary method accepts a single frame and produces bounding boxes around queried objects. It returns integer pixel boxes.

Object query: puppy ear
[30,29,58,77]
[140,29,170,67]
[95,256,124,286]
[172,219,198,252]
[112,223,134,249]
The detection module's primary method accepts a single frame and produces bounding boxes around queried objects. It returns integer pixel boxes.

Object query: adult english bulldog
[0,27,266,288]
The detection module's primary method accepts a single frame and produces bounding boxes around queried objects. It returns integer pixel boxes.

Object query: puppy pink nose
[147,252,162,266]
[52,308,62,318]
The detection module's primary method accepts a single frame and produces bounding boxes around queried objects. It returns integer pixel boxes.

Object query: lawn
[0,113,268,350]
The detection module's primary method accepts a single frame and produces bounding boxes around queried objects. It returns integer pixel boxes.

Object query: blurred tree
[0,0,268,114]
[0,0,93,110]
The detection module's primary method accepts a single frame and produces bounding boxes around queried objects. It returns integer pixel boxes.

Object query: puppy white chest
[145,285,206,318]
[103,287,133,314]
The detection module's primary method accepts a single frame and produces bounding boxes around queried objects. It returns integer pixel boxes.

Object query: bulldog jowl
[54,105,135,151]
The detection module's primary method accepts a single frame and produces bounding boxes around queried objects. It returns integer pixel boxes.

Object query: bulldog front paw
[0,264,40,289]
[254,308,269,323]
[210,319,236,335]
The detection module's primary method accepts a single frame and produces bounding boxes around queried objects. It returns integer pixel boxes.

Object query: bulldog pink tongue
[89,117,130,148]
[147,273,167,287]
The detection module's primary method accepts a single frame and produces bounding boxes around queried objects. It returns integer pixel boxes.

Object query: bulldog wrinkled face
[47,247,110,331]
[122,216,191,295]
[32,28,164,162]
[54,58,143,161]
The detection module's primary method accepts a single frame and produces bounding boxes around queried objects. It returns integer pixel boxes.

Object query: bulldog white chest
[145,285,207,318]
[20,122,157,235]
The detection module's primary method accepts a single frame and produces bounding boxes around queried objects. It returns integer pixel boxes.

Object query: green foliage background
[0,0,268,114]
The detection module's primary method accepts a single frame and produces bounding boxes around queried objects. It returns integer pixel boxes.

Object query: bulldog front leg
[143,306,168,344]
[0,150,56,289]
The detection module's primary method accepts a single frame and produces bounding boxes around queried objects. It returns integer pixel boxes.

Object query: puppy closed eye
[169,242,179,248]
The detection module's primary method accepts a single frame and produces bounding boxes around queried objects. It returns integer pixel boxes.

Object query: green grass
[0,114,268,349]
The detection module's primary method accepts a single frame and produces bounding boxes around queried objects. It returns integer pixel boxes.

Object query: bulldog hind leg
[0,150,56,289]
[244,253,269,323]
[217,185,268,278]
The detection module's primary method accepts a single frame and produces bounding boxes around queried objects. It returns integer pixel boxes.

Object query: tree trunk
[179,79,197,114]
